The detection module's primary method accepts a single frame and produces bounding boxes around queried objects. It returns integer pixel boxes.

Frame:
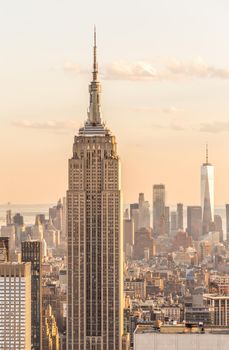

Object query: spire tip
[94,25,97,47]
[206,143,209,164]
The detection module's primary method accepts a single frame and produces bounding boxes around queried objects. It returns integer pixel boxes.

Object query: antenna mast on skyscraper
[93,25,98,81]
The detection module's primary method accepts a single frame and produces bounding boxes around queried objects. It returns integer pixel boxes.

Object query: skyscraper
[153,184,165,236]
[67,30,123,350]
[0,237,9,262]
[21,241,42,350]
[130,203,139,231]
[165,206,170,235]
[201,145,214,235]
[13,212,24,226]
[123,218,134,256]
[226,204,229,241]
[170,211,177,233]
[138,193,150,229]
[177,203,184,230]
[187,206,202,241]
[49,198,64,232]
[0,262,31,350]
[214,214,223,242]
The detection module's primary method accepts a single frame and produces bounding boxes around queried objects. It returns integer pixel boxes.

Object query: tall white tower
[0,263,31,350]
[67,29,123,350]
[201,145,214,235]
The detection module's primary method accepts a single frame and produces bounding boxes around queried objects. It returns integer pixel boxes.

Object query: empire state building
[67,30,123,350]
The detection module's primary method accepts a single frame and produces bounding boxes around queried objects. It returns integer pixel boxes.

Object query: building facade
[43,304,60,350]
[177,203,183,230]
[153,184,165,236]
[138,193,150,229]
[0,263,31,350]
[0,237,9,262]
[134,325,229,350]
[187,206,202,241]
[204,294,229,326]
[226,204,229,241]
[21,240,42,350]
[201,146,214,235]
[67,30,123,350]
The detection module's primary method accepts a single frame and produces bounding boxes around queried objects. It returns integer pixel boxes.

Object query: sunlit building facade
[0,263,31,350]
[153,184,165,236]
[21,241,42,350]
[201,146,214,235]
[187,206,202,241]
[67,30,123,350]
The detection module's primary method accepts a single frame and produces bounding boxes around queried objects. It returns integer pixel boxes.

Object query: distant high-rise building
[138,193,150,229]
[36,214,46,225]
[153,184,165,235]
[44,218,60,248]
[0,262,31,349]
[13,213,25,248]
[1,224,16,259]
[123,208,129,220]
[6,210,12,226]
[67,30,123,350]
[49,198,63,232]
[226,204,229,241]
[0,237,9,262]
[130,203,139,217]
[171,211,177,233]
[165,206,170,235]
[13,212,24,226]
[22,241,42,350]
[130,203,139,231]
[133,227,155,260]
[177,203,184,230]
[124,218,135,254]
[32,216,44,241]
[214,214,223,242]
[187,206,202,241]
[201,145,214,235]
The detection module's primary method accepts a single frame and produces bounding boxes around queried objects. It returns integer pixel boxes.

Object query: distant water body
[0,203,53,226]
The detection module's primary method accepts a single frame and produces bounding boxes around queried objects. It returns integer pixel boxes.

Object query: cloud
[199,121,229,133]
[162,106,184,114]
[62,61,90,75]
[133,106,184,114]
[104,61,160,81]
[103,57,229,81]
[61,57,229,82]
[152,123,185,131]
[12,120,78,132]
[167,57,229,79]
[63,61,81,73]
[150,120,229,134]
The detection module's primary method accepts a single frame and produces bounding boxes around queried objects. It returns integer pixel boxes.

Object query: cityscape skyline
[1,1,229,204]
[1,12,229,348]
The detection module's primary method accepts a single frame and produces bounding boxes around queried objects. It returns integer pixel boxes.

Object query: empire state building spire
[93,26,98,81]
[87,27,102,125]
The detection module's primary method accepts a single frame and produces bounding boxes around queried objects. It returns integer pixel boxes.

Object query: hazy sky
[1,0,229,205]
